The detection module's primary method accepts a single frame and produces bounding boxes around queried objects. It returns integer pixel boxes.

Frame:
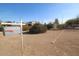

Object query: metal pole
[62,18,63,24]
[21,19,24,56]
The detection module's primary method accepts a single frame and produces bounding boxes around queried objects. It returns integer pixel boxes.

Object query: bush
[58,24,64,29]
[65,17,79,27]
[47,23,53,30]
[22,25,30,31]
[0,26,3,31]
[29,23,47,34]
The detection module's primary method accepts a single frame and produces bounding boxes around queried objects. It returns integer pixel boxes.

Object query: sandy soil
[0,30,79,56]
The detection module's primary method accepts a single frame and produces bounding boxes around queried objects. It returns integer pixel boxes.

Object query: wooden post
[2,26,5,36]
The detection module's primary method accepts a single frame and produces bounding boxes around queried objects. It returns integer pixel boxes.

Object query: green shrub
[0,26,3,31]
[58,24,64,29]
[29,23,47,34]
[47,23,53,30]
[22,25,30,31]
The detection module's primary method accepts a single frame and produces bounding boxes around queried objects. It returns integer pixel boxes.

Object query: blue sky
[0,3,79,23]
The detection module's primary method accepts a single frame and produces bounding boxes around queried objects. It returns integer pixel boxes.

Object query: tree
[75,17,79,24]
[65,17,79,28]
[54,18,59,25]
[53,18,59,29]
[65,19,74,26]
[22,25,30,31]
[0,22,1,26]
[6,21,12,23]
[47,23,53,30]
[29,23,47,34]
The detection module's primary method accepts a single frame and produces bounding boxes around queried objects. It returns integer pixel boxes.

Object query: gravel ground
[0,30,79,56]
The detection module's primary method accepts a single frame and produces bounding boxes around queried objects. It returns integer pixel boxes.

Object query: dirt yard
[0,30,79,56]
